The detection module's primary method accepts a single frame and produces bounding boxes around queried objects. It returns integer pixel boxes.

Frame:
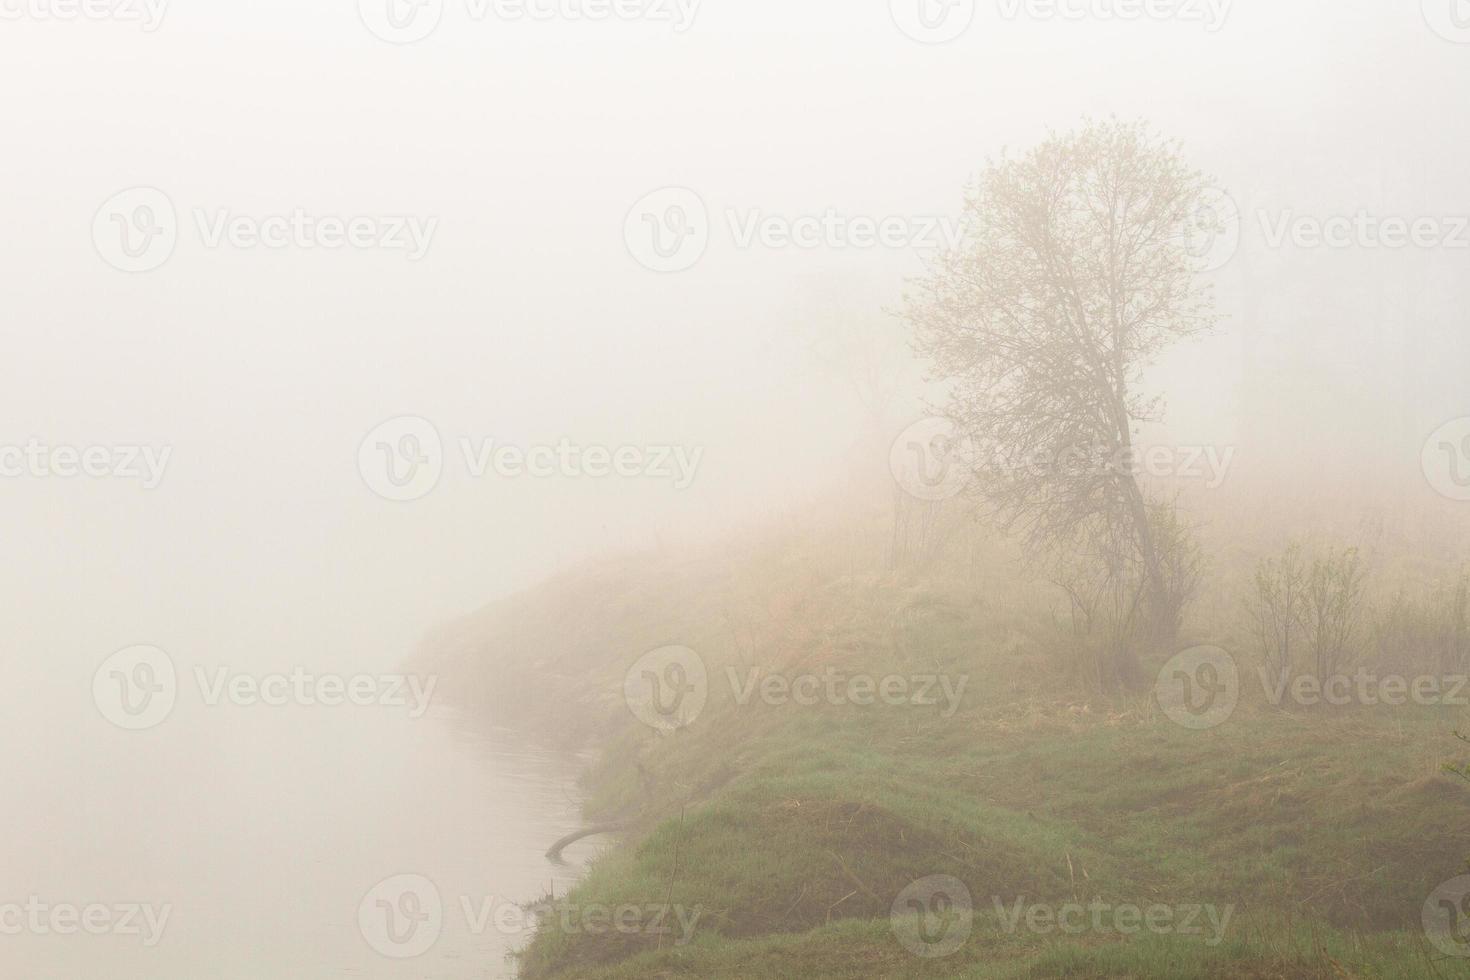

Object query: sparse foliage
[1373,568,1470,676]
[1147,500,1206,651]
[906,118,1219,687]
[1247,543,1308,681]
[1303,547,1368,681]
[1248,543,1368,690]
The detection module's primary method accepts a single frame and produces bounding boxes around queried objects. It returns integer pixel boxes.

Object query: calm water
[2,686,600,979]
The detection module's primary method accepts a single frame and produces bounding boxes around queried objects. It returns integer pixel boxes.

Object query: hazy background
[1,0,1467,975]
[2,1,1466,671]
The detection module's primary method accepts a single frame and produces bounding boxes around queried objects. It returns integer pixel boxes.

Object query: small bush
[1372,567,1470,676]
[1247,543,1368,690]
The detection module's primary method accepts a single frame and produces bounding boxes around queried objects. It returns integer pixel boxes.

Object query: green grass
[522,917,1459,979]
[423,542,1470,979]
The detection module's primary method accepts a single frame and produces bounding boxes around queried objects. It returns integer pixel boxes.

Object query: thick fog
[3,2,1468,977]
[4,2,1466,668]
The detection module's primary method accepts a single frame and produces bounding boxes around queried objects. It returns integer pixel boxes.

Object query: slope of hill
[416,513,1470,979]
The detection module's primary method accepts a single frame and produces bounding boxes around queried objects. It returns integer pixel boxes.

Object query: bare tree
[904,119,1219,687]
[1249,543,1367,691]
[1302,546,1367,682]
[1247,542,1308,681]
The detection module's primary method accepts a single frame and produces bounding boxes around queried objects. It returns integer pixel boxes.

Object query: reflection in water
[3,694,601,979]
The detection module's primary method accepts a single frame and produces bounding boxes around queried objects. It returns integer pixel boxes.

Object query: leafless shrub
[1372,568,1470,676]
[1302,546,1368,681]
[888,490,963,573]
[1145,499,1206,650]
[1247,543,1368,691]
[1050,523,1150,692]
[1247,543,1308,681]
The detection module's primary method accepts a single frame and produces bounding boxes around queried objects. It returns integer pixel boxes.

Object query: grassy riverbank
[418,515,1470,978]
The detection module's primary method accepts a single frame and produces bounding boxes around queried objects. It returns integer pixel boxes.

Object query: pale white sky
[0,0,1465,679]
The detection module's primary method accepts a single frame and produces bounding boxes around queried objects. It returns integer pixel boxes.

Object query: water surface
[2,689,598,979]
